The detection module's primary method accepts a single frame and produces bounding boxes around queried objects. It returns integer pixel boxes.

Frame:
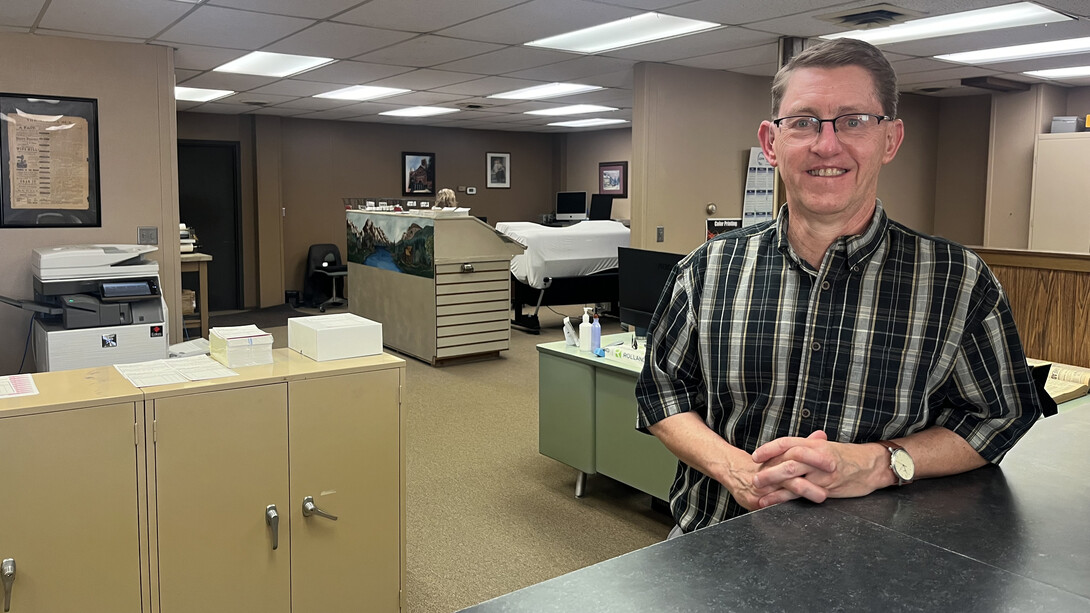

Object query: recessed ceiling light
[525,105,619,116]
[937,36,1090,64]
[489,82,602,100]
[175,86,233,102]
[526,12,720,54]
[548,118,629,127]
[1024,65,1090,79]
[379,106,460,117]
[314,85,410,101]
[213,51,334,78]
[821,2,1070,46]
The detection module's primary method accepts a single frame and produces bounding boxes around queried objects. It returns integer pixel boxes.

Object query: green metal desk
[537,334,676,500]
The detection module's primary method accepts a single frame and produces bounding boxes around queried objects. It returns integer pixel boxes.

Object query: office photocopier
[13,244,169,371]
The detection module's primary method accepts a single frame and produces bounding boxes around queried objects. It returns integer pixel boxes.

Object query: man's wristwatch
[876,440,915,486]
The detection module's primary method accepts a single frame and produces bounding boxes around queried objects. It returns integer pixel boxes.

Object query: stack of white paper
[209,324,273,368]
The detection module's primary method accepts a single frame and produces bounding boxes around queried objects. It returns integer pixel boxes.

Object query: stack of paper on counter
[209,324,274,368]
[1027,358,1090,404]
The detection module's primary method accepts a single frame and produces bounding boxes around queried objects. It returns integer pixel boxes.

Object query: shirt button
[811,341,821,351]
[801,408,812,418]
[821,281,830,290]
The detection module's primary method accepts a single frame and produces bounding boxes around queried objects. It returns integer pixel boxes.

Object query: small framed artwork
[486,152,510,189]
[403,151,436,196]
[598,161,628,198]
[0,93,101,227]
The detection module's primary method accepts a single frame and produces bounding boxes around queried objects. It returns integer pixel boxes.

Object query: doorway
[178,140,242,311]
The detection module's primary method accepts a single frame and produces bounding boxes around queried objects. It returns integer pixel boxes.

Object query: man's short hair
[770,38,899,119]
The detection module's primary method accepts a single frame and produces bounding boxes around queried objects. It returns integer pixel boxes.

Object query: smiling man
[635,38,1044,536]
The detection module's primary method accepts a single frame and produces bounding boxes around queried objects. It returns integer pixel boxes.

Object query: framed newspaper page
[0,93,101,227]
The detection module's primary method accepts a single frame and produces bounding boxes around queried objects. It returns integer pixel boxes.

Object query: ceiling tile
[206,0,364,20]
[178,71,280,90]
[881,19,1090,58]
[292,60,414,85]
[430,76,548,96]
[249,79,344,97]
[728,62,778,78]
[664,0,849,26]
[436,0,641,45]
[0,26,32,33]
[379,91,469,105]
[581,69,634,89]
[264,22,417,59]
[368,68,483,90]
[670,42,777,71]
[191,101,253,114]
[435,46,576,75]
[159,43,249,71]
[33,28,145,44]
[38,0,190,39]
[504,55,635,81]
[1,0,47,27]
[218,91,300,106]
[334,0,527,33]
[895,65,998,85]
[602,26,775,62]
[246,106,310,116]
[174,68,203,82]
[271,96,359,111]
[157,5,314,49]
[353,35,506,68]
[294,107,372,120]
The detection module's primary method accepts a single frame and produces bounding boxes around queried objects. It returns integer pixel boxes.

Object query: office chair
[305,244,348,312]
[588,194,614,221]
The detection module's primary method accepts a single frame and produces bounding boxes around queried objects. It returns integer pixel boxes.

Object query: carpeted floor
[207,303,307,329]
[211,304,673,612]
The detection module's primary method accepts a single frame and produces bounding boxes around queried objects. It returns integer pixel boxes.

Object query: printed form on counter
[0,374,39,398]
[114,355,239,388]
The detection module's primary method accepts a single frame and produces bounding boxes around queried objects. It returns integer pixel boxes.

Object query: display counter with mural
[346,210,523,365]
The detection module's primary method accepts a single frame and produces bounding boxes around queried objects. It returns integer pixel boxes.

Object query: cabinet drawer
[437,299,509,317]
[435,260,509,276]
[437,318,509,338]
[437,339,510,359]
[437,290,508,306]
[437,309,508,328]
[436,329,509,348]
[436,279,508,295]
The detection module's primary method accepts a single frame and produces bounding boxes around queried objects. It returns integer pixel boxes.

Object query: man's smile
[807,167,847,177]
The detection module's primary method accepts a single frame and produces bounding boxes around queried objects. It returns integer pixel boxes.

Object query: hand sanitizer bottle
[590,314,602,353]
[578,307,593,352]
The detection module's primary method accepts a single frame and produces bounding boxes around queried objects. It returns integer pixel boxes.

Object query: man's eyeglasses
[772,113,892,144]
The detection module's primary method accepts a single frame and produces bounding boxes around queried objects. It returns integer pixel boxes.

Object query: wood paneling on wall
[977,248,1090,368]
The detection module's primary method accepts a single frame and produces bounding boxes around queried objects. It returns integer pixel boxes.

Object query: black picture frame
[598,160,628,199]
[0,93,101,228]
[402,151,436,196]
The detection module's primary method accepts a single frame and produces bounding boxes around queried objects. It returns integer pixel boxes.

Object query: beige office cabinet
[348,211,523,364]
[151,384,292,613]
[1029,132,1090,252]
[0,403,144,613]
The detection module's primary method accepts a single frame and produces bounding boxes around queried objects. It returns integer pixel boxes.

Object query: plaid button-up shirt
[636,202,1043,531]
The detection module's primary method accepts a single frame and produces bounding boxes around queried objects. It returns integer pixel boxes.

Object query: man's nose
[812,121,842,152]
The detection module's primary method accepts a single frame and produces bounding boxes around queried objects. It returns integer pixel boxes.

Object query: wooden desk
[180,252,212,338]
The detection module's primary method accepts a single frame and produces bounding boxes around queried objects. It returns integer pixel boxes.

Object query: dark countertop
[461,409,1090,612]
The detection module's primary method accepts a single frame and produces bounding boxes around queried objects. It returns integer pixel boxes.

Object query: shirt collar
[775,200,890,274]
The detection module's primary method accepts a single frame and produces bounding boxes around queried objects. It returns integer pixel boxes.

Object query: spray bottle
[563,316,579,347]
[578,307,593,351]
[590,313,602,353]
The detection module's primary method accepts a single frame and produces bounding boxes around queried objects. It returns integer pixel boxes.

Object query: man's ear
[757,121,778,167]
[882,118,905,164]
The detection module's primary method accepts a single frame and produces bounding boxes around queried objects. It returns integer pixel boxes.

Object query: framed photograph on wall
[486,152,510,189]
[598,161,627,198]
[0,93,101,228]
[403,151,436,196]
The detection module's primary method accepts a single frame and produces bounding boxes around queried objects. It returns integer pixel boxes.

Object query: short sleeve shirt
[635,202,1043,531]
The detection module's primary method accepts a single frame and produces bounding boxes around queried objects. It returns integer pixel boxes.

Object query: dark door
[178,140,242,311]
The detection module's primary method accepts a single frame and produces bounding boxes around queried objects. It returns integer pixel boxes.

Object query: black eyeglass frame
[772,113,893,134]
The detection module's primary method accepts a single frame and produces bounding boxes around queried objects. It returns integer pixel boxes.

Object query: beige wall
[933,95,991,245]
[0,33,178,374]
[564,128,633,219]
[878,93,939,233]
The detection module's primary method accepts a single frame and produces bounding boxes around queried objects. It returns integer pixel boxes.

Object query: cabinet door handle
[265,505,280,550]
[302,496,338,521]
[2,558,15,613]
[461,263,474,273]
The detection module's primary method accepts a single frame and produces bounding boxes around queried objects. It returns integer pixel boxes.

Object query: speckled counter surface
[461,410,1090,612]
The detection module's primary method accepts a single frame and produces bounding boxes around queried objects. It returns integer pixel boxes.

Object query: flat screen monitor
[588,194,614,220]
[555,191,588,222]
[618,247,683,336]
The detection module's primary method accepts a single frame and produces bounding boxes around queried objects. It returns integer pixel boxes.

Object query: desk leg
[575,472,587,498]
[197,260,209,338]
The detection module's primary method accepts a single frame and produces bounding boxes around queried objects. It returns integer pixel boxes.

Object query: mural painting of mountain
[347,211,435,279]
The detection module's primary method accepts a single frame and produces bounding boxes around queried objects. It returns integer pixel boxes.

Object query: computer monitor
[555,191,588,222]
[588,194,614,220]
[618,247,684,336]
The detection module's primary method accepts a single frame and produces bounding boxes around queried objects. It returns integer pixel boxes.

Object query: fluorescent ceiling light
[525,105,618,116]
[214,51,334,78]
[489,82,602,100]
[379,106,460,117]
[526,12,720,54]
[548,118,629,127]
[937,36,1090,64]
[1024,65,1090,79]
[175,86,233,102]
[821,2,1070,46]
[314,85,410,101]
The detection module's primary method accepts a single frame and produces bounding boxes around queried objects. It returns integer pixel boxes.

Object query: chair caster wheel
[319,306,326,312]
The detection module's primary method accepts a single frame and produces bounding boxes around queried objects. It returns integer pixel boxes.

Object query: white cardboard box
[209,324,274,368]
[288,313,383,361]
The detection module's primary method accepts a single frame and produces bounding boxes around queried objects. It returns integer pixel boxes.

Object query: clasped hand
[727,431,884,511]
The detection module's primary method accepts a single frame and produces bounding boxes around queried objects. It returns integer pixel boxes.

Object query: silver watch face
[891,448,915,481]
